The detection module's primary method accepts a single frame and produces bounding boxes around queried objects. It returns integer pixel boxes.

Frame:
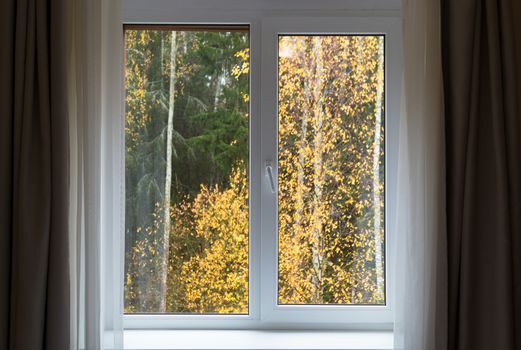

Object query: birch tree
[372,36,385,301]
[159,31,177,312]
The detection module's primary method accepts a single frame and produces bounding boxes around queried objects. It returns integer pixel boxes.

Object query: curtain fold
[442,0,521,349]
[514,0,521,109]
[68,0,124,349]
[0,0,70,349]
[394,0,447,349]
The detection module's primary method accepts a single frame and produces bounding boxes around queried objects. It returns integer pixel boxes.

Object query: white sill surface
[124,330,393,350]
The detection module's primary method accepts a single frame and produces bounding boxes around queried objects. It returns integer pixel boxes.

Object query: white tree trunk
[311,37,325,303]
[213,69,226,111]
[159,31,177,312]
[296,53,310,257]
[372,37,385,302]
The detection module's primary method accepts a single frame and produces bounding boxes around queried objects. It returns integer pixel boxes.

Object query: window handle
[265,160,276,194]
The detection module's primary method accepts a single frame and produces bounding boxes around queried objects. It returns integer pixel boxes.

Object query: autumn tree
[170,166,248,313]
[278,35,385,305]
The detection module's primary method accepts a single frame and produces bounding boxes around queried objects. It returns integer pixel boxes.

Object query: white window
[120,0,401,332]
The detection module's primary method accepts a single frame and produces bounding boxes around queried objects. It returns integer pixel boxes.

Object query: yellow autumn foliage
[277,36,385,304]
[174,166,248,313]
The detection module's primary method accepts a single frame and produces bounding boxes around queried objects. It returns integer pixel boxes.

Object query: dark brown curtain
[514,1,521,109]
[0,0,70,349]
[442,0,521,349]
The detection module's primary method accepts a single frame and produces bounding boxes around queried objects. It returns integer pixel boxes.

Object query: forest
[124,28,385,313]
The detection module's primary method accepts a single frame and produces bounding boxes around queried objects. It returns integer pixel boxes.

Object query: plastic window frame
[120,0,402,331]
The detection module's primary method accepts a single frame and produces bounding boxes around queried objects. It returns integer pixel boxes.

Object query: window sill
[123,330,393,350]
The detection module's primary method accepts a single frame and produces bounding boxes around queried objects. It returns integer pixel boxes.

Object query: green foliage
[188,109,248,180]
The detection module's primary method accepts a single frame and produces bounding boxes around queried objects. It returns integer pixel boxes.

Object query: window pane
[278,35,385,305]
[124,27,249,314]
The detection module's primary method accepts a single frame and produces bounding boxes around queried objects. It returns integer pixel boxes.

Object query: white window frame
[121,0,402,331]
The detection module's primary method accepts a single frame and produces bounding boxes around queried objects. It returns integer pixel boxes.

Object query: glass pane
[278,35,385,305]
[124,27,250,314]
